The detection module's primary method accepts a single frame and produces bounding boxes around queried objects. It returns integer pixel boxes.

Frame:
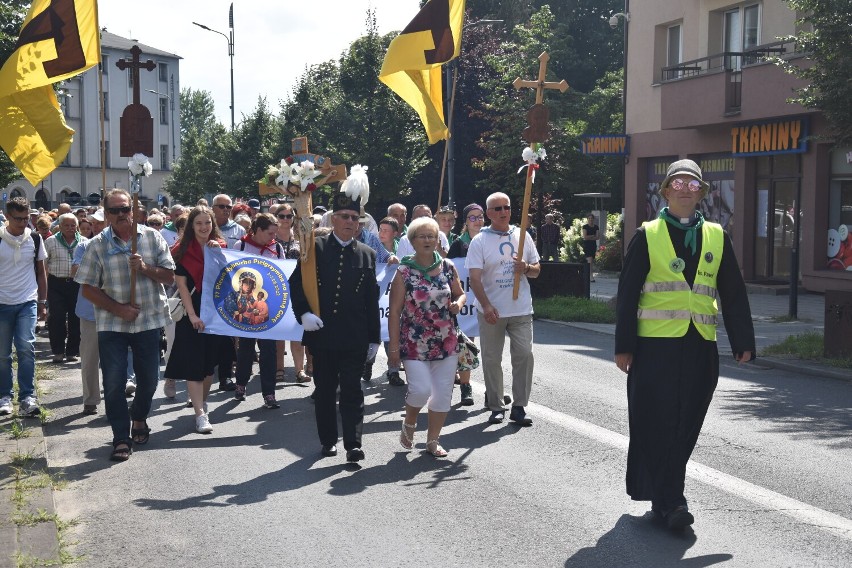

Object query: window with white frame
[159,97,169,125]
[667,24,682,67]
[725,4,761,68]
[159,62,168,82]
[160,144,169,169]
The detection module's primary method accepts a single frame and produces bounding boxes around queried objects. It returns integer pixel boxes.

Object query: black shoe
[362,362,373,382]
[509,405,533,426]
[346,448,365,462]
[488,411,505,424]
[219,379,237,391]
[387,371,405,386]
[459,383,474,406]
[321,445,337,457]
[665,506,694,530]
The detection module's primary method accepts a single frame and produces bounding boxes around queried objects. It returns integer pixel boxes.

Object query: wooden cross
[116,45,157,157]
[511,52,568,299]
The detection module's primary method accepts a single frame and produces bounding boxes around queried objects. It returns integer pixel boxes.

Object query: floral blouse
[398,260,459,361]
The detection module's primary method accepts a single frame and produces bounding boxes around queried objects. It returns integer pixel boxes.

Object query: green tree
[223,96,279,199]
[0,1,28,188]
[781,0,852,146]
[162,89,227,205]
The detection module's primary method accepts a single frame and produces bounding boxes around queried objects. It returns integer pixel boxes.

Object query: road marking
[479,388,852,541]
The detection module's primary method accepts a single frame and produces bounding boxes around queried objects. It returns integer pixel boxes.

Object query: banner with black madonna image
[200,248,480,341]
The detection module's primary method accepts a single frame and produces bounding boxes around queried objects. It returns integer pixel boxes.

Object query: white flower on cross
[128,153,153,178]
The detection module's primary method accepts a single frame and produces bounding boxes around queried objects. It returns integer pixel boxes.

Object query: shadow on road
[565,513,732,567]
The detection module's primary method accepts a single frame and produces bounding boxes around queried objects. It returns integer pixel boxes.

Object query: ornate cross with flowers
[258,138,348,316]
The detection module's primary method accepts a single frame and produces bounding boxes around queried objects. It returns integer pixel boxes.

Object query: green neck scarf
[659,207,704,255]
[458,231,472,245]
[58,232,81,257]
[401,251,442,275]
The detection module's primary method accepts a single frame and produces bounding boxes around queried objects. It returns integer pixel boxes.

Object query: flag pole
[98,64,106,202]
[436,65,458,212]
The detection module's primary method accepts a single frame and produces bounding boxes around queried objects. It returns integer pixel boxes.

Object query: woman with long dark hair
[165,206,226,433]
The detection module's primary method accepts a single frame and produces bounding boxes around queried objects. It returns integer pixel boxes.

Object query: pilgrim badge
[704,252,714,263]
[670,258,686,273]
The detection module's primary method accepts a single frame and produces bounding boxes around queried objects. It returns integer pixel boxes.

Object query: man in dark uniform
[290,191,381,463]
[615,159,755,530]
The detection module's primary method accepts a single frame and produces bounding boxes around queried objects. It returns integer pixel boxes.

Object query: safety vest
[637,218,724,341]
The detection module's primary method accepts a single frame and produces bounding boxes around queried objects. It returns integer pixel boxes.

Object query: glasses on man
[277,213,294,220]
[467,215,484,222]
[9,215,29,222]
[106,206,132,215]
[214,204,233,210]
[490,205,511,212]
[334,213,360,222]
[669,178,703,193]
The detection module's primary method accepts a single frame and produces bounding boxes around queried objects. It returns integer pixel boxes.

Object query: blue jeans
[0,301,37,400]
[98,329,160,444]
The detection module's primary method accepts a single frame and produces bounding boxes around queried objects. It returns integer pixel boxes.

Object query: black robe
[615,221,755,512]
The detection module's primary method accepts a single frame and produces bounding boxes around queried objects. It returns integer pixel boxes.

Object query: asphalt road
[42,321,852,567]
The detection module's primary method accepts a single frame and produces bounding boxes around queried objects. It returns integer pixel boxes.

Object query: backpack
[31,233,42,274]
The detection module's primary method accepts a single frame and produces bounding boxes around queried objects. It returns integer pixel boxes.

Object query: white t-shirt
[465,226,540,318]
[396,231,449,257]
[0,231,47,305]
[160,227,179,247]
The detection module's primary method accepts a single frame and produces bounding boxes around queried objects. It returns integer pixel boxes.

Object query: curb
[537,318,852,382]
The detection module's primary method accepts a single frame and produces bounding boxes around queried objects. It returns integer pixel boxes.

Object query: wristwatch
[37,300,47,305]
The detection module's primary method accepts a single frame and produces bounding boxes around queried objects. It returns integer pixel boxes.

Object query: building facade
[624,0,851,293]
[3,31,181,210]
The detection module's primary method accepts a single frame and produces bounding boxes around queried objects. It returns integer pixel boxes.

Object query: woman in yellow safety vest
[615,159,755,531]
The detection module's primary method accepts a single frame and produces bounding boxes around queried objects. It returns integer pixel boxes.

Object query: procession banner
[200,248,480,342]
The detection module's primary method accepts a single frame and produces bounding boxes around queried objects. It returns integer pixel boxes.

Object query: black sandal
[131,422,151,445]
[110,440,132,461]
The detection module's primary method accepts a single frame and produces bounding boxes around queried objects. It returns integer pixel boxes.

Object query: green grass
[533,296,616,324]
[762,331,852,369]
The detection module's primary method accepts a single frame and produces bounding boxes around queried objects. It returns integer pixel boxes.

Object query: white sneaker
[0,396,12,415]
[195,414,213,433]
[163,378,176,398]
[125,381,136,396]
[19,396,40,417]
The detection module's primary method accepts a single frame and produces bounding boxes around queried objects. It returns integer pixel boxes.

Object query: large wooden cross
[115,45,157,303]
[116,45,157,157]
[511,52,568,299]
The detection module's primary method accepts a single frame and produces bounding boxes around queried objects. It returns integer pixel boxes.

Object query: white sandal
[426,439,448,458]
[400,422,416,450]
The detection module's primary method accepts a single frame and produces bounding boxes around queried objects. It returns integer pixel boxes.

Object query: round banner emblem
[669,258,686,273]
[212,257,290,332]
[704,251,714,263]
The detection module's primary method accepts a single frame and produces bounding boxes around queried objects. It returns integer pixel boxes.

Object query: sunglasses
[490,205,511,212]
[106,206,132,215]
[277,213,294,220]
[670,178,703,193]
[214,204,233,210]
[467,215,484,222]
[334,213,359,222]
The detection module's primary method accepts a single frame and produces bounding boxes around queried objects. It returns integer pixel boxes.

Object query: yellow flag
[0,0,101,185]
[379,0,465,145]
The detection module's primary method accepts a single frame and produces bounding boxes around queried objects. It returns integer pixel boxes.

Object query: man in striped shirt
[75,189,175,461]
[44,213,86,363]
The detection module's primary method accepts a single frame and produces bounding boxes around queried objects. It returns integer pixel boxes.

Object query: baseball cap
[247,198,261,209]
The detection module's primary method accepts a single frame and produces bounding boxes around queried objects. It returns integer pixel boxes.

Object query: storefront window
[695,154,735,231]
[645,157,678,221]
[827,148,852,270]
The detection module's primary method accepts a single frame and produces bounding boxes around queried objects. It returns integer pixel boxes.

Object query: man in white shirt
[466,192,541,426]
[44,213,86,363]
[0,197,48,417]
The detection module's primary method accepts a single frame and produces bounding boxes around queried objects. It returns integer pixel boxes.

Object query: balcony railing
[661,39,799,82]
[661,40,800,114]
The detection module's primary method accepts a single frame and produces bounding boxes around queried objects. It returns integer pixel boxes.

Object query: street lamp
[609,4,630,251]
[193,2,235,130]
[146,88,176,166]
[444,19,503,209]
